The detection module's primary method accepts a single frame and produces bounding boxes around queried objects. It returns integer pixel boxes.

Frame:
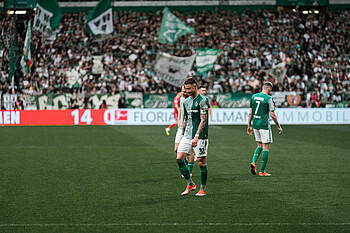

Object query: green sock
[184,158,189,166]
[176,159,191,181]
[253,146,262,163]
[199,165,208,191]
[187,162,194,174]
[260,149,269,173]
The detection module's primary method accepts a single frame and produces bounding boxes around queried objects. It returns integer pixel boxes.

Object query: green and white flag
[265,62,287,83]
[158,7,195,45]
[153,52,196,87]
[20,20,32,75]
[33,0,61,40]
[86,0,113,36]
[196,48,219,74]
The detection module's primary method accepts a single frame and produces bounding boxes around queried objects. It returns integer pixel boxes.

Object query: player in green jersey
[199,86,212,119]
[177,77,209,196]
[247,81,282,177]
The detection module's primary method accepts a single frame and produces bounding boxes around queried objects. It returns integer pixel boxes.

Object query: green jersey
[250,92,275,130]
[183,94,209,140]
[204,96,212,108]
[179,96,186,128]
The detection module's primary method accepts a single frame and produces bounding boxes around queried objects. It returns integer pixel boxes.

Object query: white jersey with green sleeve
[179,97,186,129]
[250,92,275,130]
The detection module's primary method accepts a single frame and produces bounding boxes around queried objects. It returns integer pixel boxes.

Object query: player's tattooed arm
[196,114,208,136]
[192,113,207,147]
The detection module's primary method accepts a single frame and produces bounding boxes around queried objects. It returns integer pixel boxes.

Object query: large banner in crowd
[271,92,302,107]
[143,93,253,108]
[35,93,143,110]
[143,93,176,108]
[1,108,349,126]
[206,93,252,108]
[153,52,196,88]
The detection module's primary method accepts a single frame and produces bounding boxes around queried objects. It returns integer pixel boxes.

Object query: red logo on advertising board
[115,110,128,121]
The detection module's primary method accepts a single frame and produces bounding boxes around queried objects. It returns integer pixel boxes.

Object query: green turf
[0,125,349,233]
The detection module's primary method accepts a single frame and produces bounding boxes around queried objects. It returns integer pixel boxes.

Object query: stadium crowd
[0,7,349,107]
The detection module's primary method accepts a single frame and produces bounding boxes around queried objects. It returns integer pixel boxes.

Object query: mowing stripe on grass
[1,223,350,227]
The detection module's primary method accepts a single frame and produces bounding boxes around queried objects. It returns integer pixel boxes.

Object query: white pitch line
[1,223,350,227]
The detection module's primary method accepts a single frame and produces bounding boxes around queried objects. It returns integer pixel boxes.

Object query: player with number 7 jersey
[247,81,282,177]
[251,92,274,131]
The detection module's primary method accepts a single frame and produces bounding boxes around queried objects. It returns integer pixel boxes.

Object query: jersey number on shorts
[198,140,207,155]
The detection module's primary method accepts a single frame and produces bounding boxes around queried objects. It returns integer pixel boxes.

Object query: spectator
[99,100,107,109]
[210,96,219,108]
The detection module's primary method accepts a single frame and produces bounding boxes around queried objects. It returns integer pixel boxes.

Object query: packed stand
[0,8,349,107]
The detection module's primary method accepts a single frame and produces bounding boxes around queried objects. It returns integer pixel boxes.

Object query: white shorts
[177,137,192,154]
[193,139,209,158]
[254,129,273,144]
[178,138,209,157]
[175,128,182,144]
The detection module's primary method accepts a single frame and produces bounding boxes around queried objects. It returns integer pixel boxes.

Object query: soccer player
[175,87,195,175]
[177,77,209,196]
[165,91,181,136]
[247,81,283,177]
[198,85,212,119]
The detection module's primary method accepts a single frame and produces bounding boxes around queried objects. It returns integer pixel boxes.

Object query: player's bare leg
[251,141,263,175]
[174,143,179,153]
[195,157,207,196]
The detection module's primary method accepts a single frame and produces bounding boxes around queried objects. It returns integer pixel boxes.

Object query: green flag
[86,0,113,35]
[20,20,32,75]
[33,0,61,39]
[196,48,219,75]
[158,7,195,45]
[9,40,16,84]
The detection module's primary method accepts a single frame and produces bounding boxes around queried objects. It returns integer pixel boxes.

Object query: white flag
[32,0,61,39]
[153,52,196,87]
[92,56,104,74]
[265,62,287,83]
[86,0,113,36]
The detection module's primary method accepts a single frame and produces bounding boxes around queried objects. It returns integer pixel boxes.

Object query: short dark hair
[184,77,198,87]
[263,81,273,89]
[199,85,206,90]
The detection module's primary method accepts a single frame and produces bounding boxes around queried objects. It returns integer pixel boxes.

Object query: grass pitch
[0,125,349,233]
